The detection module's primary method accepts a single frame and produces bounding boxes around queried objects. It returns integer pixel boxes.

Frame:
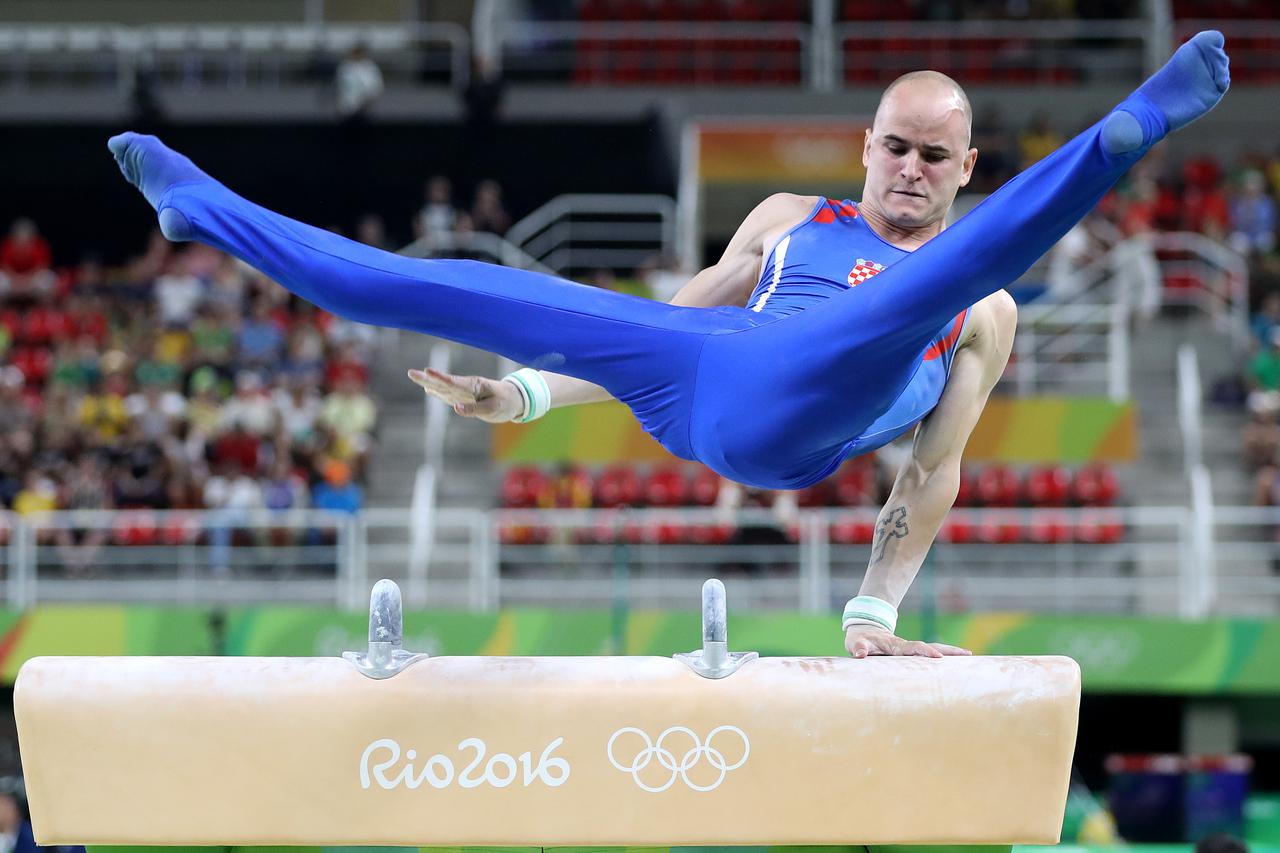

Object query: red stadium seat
[977,512,1022,544]
[12,347,51,384]
[112,511,159,546]
[976,465,1019,507]
[1074,509,1125,544]
[594,464,641,508]
[1072,464,1119,507]
[830,515,875,544]
[833,463,873,505]
[643,466,688,507]
[954,467,978,507]
[1025,465,1071,507]
[1027,511,1072,545]
[499,466,547,509]
[940,516,974,544]
[160,513,201,546]
[688,467,721,506]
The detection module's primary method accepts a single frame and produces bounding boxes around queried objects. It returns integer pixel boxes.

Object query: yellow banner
[697,121,870,184]
[492,397,1136,464]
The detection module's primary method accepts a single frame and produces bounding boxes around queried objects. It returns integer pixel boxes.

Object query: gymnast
[108,32,1229,662]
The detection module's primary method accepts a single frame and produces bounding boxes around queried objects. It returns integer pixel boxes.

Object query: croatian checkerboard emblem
[848,259,885,287]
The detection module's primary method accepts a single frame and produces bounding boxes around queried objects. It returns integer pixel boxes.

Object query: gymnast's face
[862,78,977,232]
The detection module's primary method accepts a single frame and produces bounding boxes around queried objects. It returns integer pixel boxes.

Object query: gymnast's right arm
[410,193,814,422]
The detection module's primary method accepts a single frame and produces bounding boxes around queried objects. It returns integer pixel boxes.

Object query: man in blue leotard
[108,32,1229,661]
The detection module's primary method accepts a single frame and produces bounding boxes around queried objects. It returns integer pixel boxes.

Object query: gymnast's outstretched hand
[845,624,971,659]
[409,366,523,423]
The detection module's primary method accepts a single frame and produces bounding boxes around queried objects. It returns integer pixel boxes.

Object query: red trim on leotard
[923,309,969,361]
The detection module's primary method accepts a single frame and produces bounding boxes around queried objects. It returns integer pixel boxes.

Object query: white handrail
[4,504,1279,615]
[1177,343,1204,474]
[1187,464,1217,618]
[399,230,557,275]
[407,341,452,607]
[505,194,678,276]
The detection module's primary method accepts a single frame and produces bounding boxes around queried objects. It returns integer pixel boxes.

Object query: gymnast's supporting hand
[844,624,971,659]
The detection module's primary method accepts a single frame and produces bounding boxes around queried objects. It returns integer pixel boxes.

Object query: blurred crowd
[0,217,381,563]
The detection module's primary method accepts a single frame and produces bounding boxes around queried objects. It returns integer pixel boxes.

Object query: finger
[931,643,972,656]
[408,369,478,406]
[910,642,944,658]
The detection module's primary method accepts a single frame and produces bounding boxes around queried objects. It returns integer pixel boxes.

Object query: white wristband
[841,595,898,634]
[502,368,552,423]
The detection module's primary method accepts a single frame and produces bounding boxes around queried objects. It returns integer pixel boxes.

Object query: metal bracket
[674,578,758,679]
[343,579,429,679]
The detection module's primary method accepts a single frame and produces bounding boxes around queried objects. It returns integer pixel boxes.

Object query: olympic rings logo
[606,725,750,792]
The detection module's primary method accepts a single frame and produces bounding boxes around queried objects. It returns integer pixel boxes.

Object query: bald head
[860,70,979,237]
[874,70,972,146]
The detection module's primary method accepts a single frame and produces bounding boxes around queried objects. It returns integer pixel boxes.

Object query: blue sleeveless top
[746,197,971,457]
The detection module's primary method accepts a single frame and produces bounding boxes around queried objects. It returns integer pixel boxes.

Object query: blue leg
[106,134,756,461]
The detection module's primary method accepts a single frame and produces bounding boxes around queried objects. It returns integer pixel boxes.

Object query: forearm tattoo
[871,506,909,564]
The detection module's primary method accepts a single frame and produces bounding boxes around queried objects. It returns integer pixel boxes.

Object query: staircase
[1125,314,1250,508]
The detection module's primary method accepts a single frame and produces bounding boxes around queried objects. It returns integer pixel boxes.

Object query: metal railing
[505,194,678,277]
[399,230,556,275]
[1012,302,1129,399]
[835,19,1156,84]
[1151,232,1251,349]
[494,21,811,86]
[0,503,1260,618]
[0,22,471,92]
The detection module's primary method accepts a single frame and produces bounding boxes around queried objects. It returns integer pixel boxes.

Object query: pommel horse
[16,579,1080,847]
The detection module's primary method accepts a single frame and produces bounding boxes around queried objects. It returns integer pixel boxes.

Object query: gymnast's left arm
[845,290,1017,659]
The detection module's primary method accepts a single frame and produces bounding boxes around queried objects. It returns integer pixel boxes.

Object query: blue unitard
[110,33,1229,490]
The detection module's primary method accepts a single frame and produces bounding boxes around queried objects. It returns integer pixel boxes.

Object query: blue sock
[106,132,208,240]
[1101,30,1230,155]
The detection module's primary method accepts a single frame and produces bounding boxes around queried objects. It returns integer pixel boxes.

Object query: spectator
[1229,170,1277,256]
[319,372,377,469]
[1181,156,1231,238]
[221,371,277,437]
[263,456,309,511]
[0,218,55,299]
[415,175,457,244]
[211,419,261,475]
[1244,393,1280,471]
[12,470,58,515]
[1018,111,1062,169]
[0,787,85,853]
[312,458,363,513]
[279,325,326,386]
[355,213,392,250]
[470,179,511,235]
[236,299,285,374]
[1195,833,1249,853]
[207,253,248,312]
[1244,325,1280,414]
[189,303,236,375]
[1251,293,1280,349]
[970,105,1016,191]
[112,428,169,508]
[275,374,323,446]
[185,367,226,436]
[153,252,204,327]
[125,379,186,441]
[335,44,384,121]
[77,374,130,444]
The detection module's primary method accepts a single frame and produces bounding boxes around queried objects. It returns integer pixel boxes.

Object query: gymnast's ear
[959,145,978,188]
